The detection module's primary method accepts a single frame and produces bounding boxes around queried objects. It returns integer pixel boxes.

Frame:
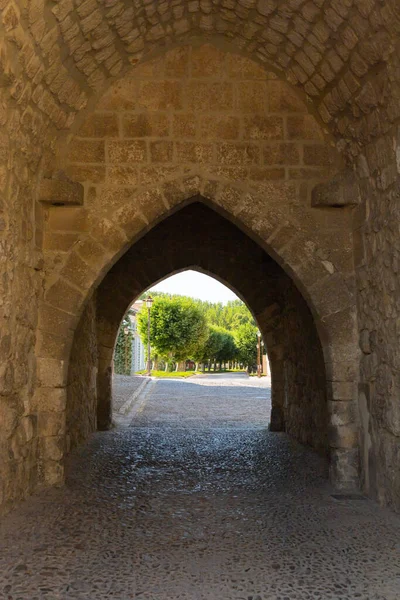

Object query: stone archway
[0,0,398,517]
[37,181,358,491]
[7,41,362,510]
[89,201,328,453]
[37,43,356,402]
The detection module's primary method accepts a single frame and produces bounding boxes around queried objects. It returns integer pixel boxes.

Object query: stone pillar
[35,358,69,487]
[97,359,113,430]
[96,317,118,431]
[256,303,286,432]
[267,331,286,432]
[269,354,286,432]
[327,381,360,490]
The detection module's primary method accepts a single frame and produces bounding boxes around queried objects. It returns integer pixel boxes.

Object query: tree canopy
[139,292,255,331]
[137,296,208,362]
[194,325,236,365]
[135,290,260,370]
[234,322,258,367]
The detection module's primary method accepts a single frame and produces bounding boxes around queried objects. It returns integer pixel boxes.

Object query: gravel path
[1,374,400,599]
[112,374,148,412]
[131,372,271,428]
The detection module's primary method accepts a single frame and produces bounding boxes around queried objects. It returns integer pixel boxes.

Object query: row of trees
[136,294,259,372]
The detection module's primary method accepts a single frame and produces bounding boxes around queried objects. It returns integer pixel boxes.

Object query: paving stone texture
[1,374,400,600]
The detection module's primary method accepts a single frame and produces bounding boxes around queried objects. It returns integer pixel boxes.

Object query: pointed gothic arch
[37,192,358,491]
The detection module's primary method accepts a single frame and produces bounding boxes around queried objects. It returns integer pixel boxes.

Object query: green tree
[137,296,208,364]
[136,289,258,370]
[234,322,258,369]
[193,325,238,371]
[215,328,237,367]
[139,291,256,333]
[201,298,255,331]
[194,324,224,369]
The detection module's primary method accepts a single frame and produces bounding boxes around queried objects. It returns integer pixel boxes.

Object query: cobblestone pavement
[1,374,400,599]
[112,375,148,413]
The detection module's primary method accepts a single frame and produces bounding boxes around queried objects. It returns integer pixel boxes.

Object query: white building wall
[130,317,146,373]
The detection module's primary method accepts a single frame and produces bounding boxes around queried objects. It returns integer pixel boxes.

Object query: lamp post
[261,339,265,376]
[145,295,153,376]
[257,330,261,378]
[123,326,130,375]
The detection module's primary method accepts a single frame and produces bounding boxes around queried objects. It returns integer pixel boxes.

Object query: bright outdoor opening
[113,270,270,378]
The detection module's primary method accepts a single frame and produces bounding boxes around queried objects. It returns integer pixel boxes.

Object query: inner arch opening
[114,268,271,374]
[111,270,272,430]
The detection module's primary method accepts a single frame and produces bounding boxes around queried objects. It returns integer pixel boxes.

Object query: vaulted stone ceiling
[5,0,399,154]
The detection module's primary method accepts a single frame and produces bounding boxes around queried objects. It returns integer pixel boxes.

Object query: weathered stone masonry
[0,1,398,515]
[38,45,358,497]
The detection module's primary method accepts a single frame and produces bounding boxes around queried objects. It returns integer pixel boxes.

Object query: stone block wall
[0,36,52,516]
[356,152,400,509]
[66,294,98,454]
[282,282,328,455]
[60,44,339,201]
